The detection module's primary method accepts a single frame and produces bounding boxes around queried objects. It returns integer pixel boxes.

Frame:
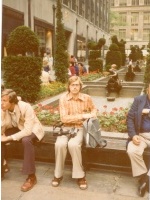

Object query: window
[144,0,150,5]
[119,0,127,6]
[79,0,85,16]
[71,0,76,11]
[111,0,115,6]
[90,0,94,23]
[143,29,150,40]
[131,13,139,26]
[120,13,126,25]
[130,29,138,40]
[119,29,126,40]
[63,0,69,6]
[35,26,46,48]
[143,12,150,25]
[132,0,139,5]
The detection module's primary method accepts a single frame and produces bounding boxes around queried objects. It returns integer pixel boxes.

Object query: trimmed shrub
[6,26,39,56]
[3,25,41,103]
[105,43,122,69]
[2,56,42,103]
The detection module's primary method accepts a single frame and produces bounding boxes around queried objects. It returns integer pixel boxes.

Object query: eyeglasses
[70,84,80,87]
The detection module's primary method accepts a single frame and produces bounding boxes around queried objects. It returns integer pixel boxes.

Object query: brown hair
[67,76,83,92]
[1,89,19,104]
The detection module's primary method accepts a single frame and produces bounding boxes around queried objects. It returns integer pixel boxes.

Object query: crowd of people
[1,58,149,197]
[68,55,87,77]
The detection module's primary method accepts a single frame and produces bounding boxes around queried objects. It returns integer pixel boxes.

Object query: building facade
[110,0,150,56]
[2,0,111,61]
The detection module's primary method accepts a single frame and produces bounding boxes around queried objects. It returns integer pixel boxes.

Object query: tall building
[2,0,110,61]
[110,0,150,56]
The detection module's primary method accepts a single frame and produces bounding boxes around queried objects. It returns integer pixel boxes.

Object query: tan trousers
[54,128,85,179]
[127,132,150,177]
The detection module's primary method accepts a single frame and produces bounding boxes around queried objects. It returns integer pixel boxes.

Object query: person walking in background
[127,82,150,197]
[51,76,97,190]
[1,89,45,192]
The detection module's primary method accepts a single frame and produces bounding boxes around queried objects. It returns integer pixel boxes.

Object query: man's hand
[1,135,12,142]
[132,135,141,145]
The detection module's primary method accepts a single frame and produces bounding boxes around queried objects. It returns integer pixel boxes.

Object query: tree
[54,0,69,83]
[2,25,42,103]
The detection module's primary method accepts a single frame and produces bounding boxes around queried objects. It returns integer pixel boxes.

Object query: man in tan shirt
[51,76,97,190]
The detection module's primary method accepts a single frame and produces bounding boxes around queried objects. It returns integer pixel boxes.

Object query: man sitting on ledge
[51,76,98,190]
[1,89,45,192]
[127,82,150,197]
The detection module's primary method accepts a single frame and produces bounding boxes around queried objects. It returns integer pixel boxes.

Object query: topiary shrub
[3,25,42,103]
[6,25,39,56]
[105,43,122,69]
[88,59,103,72]
[2,56,42,103]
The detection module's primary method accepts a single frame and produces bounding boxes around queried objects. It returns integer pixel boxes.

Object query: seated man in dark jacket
[127,82,150,197]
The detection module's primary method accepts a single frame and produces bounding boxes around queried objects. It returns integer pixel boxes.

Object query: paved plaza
[1,159,150,200]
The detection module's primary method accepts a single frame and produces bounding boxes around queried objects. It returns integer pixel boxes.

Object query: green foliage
[2,56,42,103]
[98,106,129,133]
[33,104,60,126]
[111,36,126,66]
[80,72,103,81]
[88,59,103,72]
[87,41,98,50]
[144,54,150,92]
[109,43,119,51]
[106,43,122,69]
[97,38,106,48]
[55,0,69,83]
[129,46,143,62]
[88,50,100,60]
[6,26,39,56]
[38,82,66,100]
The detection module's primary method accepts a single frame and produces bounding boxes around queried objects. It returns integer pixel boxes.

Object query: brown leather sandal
[77,177,88,190]
[51,176,63,187]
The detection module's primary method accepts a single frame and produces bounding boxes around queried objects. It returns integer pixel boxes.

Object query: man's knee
[55,141,67,150]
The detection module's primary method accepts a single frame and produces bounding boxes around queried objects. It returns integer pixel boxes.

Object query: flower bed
[33,104,130,133]
[80,72,103,81]
[37,82,66,101]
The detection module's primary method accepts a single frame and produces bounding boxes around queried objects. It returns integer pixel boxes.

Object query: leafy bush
[3,25,41,103]
[88,59,103,72]
[6,26,39,56]
[98,105,129,133]
[2,56,42,103]
[105,43,122,69]
[80,72,103,81]
[37,82,66,100]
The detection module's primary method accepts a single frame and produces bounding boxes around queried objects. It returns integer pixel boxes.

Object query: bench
[6,130,150,173]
